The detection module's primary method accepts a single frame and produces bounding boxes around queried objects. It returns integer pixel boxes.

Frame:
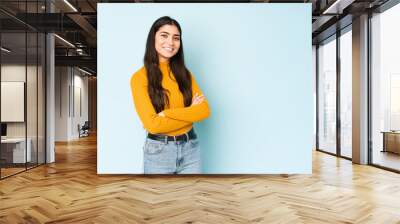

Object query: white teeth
[163,47,173,52]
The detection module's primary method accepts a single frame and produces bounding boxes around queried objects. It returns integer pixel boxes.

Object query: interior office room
[0,0,97,179]
[0,0,400,223]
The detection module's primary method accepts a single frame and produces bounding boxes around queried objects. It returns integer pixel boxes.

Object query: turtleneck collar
[159,60,170,69]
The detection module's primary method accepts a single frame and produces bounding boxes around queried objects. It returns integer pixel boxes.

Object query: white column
[352,14,369,164]
[46,33,55,163]
[46,1,55,163]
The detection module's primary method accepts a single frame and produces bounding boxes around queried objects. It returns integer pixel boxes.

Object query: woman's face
[155,24,181,63]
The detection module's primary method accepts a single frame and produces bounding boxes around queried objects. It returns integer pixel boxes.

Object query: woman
[130,16,211,174]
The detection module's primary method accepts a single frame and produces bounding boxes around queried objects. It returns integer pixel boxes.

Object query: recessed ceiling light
[322,0,354,15]
[54,34,75,48]
[78,67,93,76]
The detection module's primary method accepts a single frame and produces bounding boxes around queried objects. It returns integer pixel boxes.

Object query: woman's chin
[161,53,177,60]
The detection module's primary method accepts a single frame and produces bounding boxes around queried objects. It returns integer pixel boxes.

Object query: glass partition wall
[0,31,27,177]
[0,2,46,179]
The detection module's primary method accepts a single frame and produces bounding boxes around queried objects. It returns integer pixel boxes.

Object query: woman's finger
[192,93,199,102]
[193,96,205,105]
[191,93,205,105]
[194,94,203,100]
[196,95,205,101]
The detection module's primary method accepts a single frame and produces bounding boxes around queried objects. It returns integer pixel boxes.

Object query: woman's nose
[166,37,174,45]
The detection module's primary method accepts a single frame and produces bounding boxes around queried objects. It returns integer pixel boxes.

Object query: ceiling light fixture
[63,0,78,12]
[54,34,75,48]
[78,67,93,76]
[322,0,354,14]
[76,48,85,55]
[1,47,11,53]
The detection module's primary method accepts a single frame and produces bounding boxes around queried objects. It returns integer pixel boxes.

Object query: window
[371,3,400,171]
[317,36,337,154]
[339,28,352,158]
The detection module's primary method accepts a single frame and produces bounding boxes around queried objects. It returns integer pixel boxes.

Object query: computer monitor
[1,123,7,137]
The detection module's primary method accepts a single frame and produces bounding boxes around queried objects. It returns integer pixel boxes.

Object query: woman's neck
[159,59,170,70]
[159,56,170,63]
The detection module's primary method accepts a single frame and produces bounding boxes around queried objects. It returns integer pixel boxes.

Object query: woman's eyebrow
[159,31,180,36]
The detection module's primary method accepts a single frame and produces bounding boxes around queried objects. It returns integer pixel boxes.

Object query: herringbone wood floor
[1,134,400,224]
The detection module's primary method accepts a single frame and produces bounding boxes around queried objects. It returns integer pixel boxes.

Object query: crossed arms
[130,72,210,134]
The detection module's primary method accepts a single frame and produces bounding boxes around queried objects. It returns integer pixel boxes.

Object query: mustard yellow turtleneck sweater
[130,62,210,136]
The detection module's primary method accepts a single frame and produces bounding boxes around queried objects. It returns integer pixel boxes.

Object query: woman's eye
[174,37,180,41]
[161,34,168,38]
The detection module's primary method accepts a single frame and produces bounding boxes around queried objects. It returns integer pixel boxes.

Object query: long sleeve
[130,70,191,134]
[163,74,211,122]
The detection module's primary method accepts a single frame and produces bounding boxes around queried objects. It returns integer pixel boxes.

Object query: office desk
[1,138,31,163]
[381,131,400,154]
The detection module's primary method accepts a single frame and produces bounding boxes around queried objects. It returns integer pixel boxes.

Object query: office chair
[79,121,90,138]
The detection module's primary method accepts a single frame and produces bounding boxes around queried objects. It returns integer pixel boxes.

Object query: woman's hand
[157,93,204,117]
[191,93,205,106]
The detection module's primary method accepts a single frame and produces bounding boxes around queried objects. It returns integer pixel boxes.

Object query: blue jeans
[143,137,201,174]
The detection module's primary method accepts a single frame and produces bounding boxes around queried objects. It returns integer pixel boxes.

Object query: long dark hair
[144,16,192,113]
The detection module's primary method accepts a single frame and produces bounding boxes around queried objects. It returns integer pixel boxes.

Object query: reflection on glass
[340,29,352,158]
[318,37,337,154]
[27,32,38,169]
[371,4,400,171]
[38,33,46,165]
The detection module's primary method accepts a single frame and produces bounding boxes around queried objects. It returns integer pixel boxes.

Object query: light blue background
[98,3,312,174]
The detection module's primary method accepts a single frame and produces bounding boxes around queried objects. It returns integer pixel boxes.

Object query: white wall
[1,65,40,138]
[1,65,26,134]
[55,66,69,141]
[55,67,89,141]
[72,72,89,138]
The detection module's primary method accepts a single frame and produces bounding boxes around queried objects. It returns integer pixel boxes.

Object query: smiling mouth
[163,47,174,52]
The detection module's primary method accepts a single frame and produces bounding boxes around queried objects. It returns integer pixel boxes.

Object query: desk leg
[382,133,386,153]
